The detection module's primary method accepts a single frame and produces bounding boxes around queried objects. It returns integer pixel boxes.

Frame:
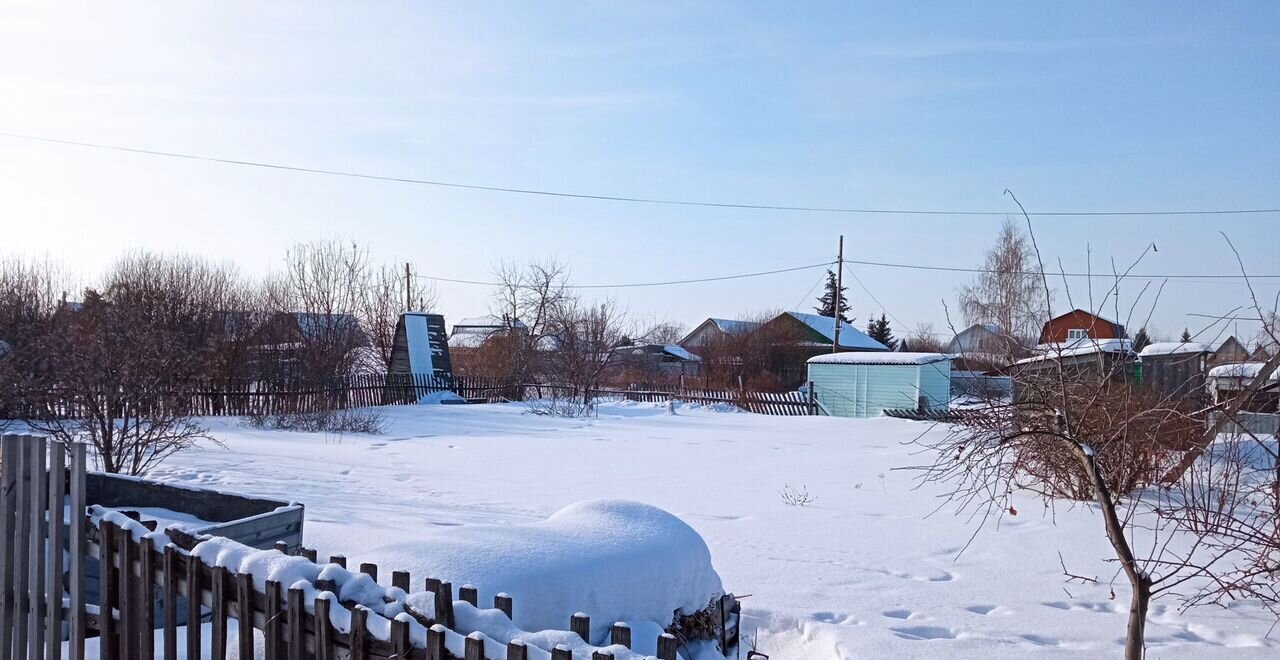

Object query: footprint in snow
[882,609,919,620]
[964,604,1008,616]
[891,626,959,641]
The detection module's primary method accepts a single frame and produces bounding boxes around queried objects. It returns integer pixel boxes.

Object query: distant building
[678,318,761,354]
[1138,341,1213,403]
[448,315,528,351]
[610,344,702,380]
[1209,336,1250,368]
[1038,309,1125,345]
[808,352,952,418]
[1012,338,1137,401]
[946,323,1004,354]
[1248,344,1275,363]
[760,311,888,352]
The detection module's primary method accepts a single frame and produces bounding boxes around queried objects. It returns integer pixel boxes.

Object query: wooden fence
[591,387,818,416]
[6,375,524,421]
[1,434,737,660]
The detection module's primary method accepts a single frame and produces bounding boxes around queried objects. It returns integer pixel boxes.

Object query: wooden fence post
[610,622,631,648]
[45,440,66,660]
[458,584,477,607]
[163,546,179,660]
[314,596,334,660]
[434,581,454,629]
[464,632,485,660]
[494,593,513,619]
[69,441,88,660]
[99,521,118,660]
[657,633,678,660]
[426,625,446,660]
[211,565,228,660]
[264,580,284,660]
[349,606,369,660]
[359,562,378,583]
[570,613,590,643]
[551,646,572,660]
[28,435,47,659]
[286,587,305,660]
[186,554,202,660]
[391,618,411,658]
[0,434,18,660]
[237,572,255,660]
[506,640,527,660]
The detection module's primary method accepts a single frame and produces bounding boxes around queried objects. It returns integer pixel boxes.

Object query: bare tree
[270,240,372,380]
[27,253,232,474]
[916,210,1280,660]
[538,297,633,412]
[905,322,947,353]
[958,218,1050,350]
[489,258,573,384]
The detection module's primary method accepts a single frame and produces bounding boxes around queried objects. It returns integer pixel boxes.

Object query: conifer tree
[866,313,896,349]
[1180,328,1192,343]
[814,270,851,323]
[1132,327,1151,352]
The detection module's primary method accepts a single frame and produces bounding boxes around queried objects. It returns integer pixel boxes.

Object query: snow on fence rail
[0,434,739,660]
[592,388,816,416]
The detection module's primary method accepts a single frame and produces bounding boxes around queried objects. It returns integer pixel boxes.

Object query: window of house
[1066,328,1088,340]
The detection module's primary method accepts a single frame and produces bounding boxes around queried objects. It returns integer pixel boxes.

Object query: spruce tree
[866,313,896,349]
[1132,327,1151,352]
[815,270,851,323]
[1180,328,1192,343]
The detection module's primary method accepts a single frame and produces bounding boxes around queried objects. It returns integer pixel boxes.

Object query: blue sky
[1,1,1276,342]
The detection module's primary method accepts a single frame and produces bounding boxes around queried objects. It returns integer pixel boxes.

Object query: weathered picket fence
[593,387,818,416]
[8,375,523,421]
[0,434,737,660]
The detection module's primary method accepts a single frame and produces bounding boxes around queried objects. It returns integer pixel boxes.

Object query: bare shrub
[242,407,386,434]
[779,484,816,507]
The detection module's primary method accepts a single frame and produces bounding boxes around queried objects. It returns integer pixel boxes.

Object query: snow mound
[1139,341,1212,357]
[362,499,724,643]
[420,390,467,404]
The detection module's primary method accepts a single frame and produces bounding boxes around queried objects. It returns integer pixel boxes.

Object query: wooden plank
[0,435,18,660]
[391,570,410,593]
[349,606,368,660]
[28,435,47,660]
[163,547,178,660]
[286,587,304,660]
[185,553,201,660]
[570,613,590,643]
[494,593,512,619]
[44,441,66,660]
[139,543,156,660]
[464,633,484,660]
[237,573,254,660]
[99,522,117,660]
[610,623,631,648]
[314,597,333,660]
[656,633,678,660]
[263,580,283,660]
[118,530,136,660]
[211,566,228,660]
[68,443,87,660]
[390,618,410,659]
[433,582,454,629]
[11,437,31,660]
[426,625,445,660]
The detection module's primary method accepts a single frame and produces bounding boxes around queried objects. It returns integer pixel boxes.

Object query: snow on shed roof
[1015,338,1134,365]
[785,311,888,351]
[1139,341,1213,357]
[808,352,951,366]
[454,315,527,330]
[1207,362,1279,381]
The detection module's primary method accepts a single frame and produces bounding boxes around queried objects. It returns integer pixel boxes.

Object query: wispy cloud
[843,34,1195,60]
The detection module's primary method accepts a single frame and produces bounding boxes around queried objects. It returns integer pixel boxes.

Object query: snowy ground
[141,402,1277,659]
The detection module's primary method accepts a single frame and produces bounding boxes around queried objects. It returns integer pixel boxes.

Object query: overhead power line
[3,131,1280,217]
[842,258,1280,280]
[416,261,835,289]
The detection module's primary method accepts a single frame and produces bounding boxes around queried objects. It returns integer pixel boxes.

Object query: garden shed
[807,352,952,418]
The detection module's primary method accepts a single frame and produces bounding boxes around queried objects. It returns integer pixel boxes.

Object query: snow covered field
[143,402,1277,659]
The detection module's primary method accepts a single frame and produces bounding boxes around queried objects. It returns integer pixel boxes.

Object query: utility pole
[832,235,844,353]
[405,262,412,310]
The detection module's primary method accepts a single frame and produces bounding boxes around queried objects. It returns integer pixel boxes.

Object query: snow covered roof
[1139,341,1213,357]
[611,344,702,362]
[453,315,528,331]
[785,311,888,351]
[709,318,760,334]
[661,344,700,362]
[808,352,951,366]
[1207,362,1280,381]
[1015,338,1134,365]
[293,312,362,339]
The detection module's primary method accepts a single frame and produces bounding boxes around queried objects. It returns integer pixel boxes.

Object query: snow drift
[362,499,724,643]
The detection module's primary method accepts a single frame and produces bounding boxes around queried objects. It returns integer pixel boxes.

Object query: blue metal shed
[807,352,952,418]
